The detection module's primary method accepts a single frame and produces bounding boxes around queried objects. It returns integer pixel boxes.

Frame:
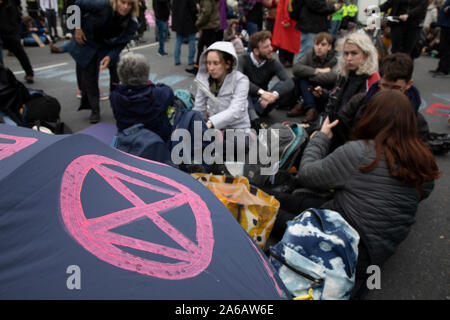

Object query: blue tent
[0,124,289,300]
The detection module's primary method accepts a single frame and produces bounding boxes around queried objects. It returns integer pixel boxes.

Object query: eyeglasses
[379,82,405,91]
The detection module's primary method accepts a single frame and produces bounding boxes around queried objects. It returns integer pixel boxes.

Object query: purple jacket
[219,0,228,30]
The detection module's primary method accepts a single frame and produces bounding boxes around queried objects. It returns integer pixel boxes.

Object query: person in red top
[271,0,301,67]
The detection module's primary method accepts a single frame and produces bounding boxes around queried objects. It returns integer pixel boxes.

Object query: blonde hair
[110,0,139,17]
[337,32,379,77]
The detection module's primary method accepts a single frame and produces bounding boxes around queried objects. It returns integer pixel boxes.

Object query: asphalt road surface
[2,30,449,300]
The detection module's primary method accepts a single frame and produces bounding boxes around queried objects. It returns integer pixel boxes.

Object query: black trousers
[45,9,59,39]
[438,27,450,74]
[0,34,34,76]
[76,56,119,114]
[195,29,221,66]
[390,24,421,57]
[268,191,328,240]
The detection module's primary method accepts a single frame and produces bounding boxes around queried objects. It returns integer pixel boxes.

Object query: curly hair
[117,52,149,86]
[336,32,379,77]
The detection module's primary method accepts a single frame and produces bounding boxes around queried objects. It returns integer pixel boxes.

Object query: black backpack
[0,65,66,134]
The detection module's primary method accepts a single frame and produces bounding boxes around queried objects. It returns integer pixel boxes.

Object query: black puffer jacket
[293,0,336,34]
[297,132,434,266]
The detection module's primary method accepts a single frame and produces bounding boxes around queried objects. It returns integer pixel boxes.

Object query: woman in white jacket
[193,41,251,130]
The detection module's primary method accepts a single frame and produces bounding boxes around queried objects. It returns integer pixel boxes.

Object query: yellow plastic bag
[192,173,280,248]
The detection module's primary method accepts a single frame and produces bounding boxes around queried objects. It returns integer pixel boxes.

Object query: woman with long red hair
[272,89,440,298]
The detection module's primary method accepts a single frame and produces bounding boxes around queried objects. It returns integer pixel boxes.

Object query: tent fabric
[0,124,289,300]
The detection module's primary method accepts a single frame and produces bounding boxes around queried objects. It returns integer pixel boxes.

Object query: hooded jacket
[110,82,174,142]
[193,41,251,130]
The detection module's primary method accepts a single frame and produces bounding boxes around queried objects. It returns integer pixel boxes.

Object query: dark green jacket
[196,0,220,30]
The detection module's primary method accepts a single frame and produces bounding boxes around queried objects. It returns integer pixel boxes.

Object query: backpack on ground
[113,123,174,166]
[22,90,66,134]
[169,109,210,172]
[269,208,360,300]
[243,122,308,190]
[168,89,195,125]
[0,64,65,134]
[427,132,450,155]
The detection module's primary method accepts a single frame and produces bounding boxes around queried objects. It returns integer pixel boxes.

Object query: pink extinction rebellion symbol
[60,155,214,280]
[0,134,37,161]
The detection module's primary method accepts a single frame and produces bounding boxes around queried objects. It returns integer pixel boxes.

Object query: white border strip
[13,63,69,75]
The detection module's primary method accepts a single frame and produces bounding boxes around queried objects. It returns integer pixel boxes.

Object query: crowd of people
[0,0,447,299]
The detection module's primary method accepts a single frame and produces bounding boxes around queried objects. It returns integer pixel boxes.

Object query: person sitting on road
[336,53,430,148]
[272,89,440,299]
[310,32,380,123]
[287,32,338,121]
[193,41,251,130]
[20,16,50,47]
[110,52,174,142]
[237,30,294,127]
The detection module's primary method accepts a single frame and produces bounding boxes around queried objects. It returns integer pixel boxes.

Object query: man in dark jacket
[0,0,34,83]
[429,0,450,76]
[337,53,429,145]
[292,0,340,60]
[287,32,338,121]
[378,0,429,57]
[171,0,197,66]
[153,0,171,56]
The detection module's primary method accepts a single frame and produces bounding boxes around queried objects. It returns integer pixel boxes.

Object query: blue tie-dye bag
[269,208,360,300]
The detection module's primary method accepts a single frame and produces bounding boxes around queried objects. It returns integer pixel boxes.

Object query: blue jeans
[329,20,342,38]
[155,19,168,54]
[174,33,196,64]
[297,32,316,61]
[297,78,317,111]
[245,21,260,52]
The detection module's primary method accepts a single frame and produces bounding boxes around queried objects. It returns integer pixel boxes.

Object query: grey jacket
[292,49,338,88]
[297,132,434,265]
[193,41,251,130]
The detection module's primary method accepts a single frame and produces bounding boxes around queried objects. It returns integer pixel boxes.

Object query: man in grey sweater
[237,30,294,124]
